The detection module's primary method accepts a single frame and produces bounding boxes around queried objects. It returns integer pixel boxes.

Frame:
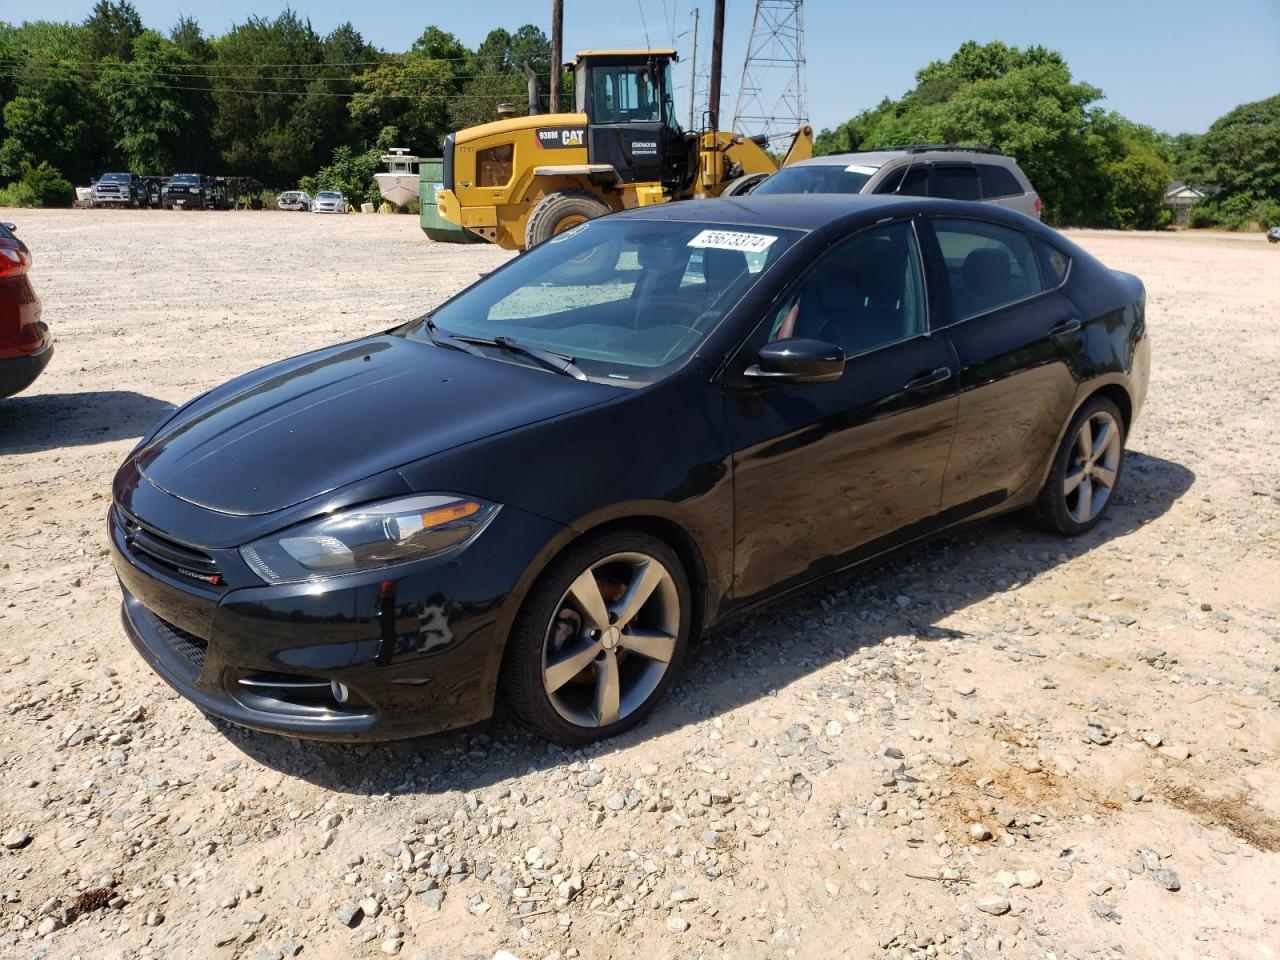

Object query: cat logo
[536,126,587,149]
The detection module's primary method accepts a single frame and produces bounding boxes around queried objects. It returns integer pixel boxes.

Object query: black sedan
[111,195,1149,744]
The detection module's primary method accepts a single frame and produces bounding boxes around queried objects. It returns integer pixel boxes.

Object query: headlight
[239,494,499,585]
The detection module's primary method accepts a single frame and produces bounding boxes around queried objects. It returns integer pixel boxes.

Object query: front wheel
[500,531,691,744]
[524,190,612,248]
[1030,395,1126,536]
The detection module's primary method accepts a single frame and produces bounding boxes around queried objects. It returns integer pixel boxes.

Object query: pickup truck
[91,173,144,207]
[164,173,210,209]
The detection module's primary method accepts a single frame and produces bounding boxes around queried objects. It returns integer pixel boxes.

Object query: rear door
[925,216,1079,513]
[929,163,982,201]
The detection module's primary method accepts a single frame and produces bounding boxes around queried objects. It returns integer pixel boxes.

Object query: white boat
[374,149,420,208]
[75,186,95,207]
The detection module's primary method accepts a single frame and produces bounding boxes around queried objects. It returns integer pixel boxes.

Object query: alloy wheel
[541,552,680,729]
[1063,410,1121,524]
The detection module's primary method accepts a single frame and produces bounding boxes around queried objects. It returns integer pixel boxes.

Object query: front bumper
[110,499,564,741]
[0,341,53,398]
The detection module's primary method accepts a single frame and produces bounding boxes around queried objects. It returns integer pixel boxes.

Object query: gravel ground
[1,209,1278,960]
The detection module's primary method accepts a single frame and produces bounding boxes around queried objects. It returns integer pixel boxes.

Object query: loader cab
[573,50,693,189]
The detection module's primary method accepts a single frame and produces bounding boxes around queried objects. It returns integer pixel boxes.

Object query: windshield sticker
[844,163,879,175]
[687,230,777,254]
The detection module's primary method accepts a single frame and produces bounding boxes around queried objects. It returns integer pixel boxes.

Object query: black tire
[499,530,692,745]
[1029,394,1127,536]
[524,189,612,249]
[721,172,770,196]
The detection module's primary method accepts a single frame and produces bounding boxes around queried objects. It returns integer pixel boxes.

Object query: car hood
[135,334,618,516]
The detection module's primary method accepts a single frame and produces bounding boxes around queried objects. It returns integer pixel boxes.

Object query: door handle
[1049,317,1082,337]
[904,366,952,391]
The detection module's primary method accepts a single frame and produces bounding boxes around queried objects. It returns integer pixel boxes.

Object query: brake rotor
[554,574,628,686]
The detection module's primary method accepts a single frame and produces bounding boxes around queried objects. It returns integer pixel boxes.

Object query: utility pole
[687,7,699,129]
[549,0,563,112]
[708,0,724,131]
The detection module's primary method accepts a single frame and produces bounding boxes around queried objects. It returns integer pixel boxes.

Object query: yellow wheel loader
[436,49,812,250]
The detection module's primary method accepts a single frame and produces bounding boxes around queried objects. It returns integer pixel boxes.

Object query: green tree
[301,125,399,205]
[450,25,550,130]
[97,32,209,173]
[0,161,75,207]
[169,15,212,61]
[812,40,1173,228]
[0,66,105,184]
[84,0,143,62]
[209,11,361,185]
[348,26,470,154]
[1195,95,1280,202]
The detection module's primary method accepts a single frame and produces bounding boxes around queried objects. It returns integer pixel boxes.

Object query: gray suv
[750,145,1042,220]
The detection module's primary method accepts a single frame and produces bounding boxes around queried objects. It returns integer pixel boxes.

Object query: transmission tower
[732,0,808,140]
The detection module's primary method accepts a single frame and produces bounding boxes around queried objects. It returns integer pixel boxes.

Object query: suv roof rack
[890,144,1004,156]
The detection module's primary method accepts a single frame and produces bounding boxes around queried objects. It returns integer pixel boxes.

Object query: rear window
[978,165,1024,199]
[1037,239,1071,287]
[753,164,876,196]
[932,165,981,201]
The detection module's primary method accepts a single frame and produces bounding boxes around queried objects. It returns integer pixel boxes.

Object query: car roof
[789,150,1018,170]
[607,193,1056,241]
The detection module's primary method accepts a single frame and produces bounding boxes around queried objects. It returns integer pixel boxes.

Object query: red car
[0,220,51,398]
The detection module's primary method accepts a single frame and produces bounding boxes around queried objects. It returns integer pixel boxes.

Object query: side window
[932,165,981,200]
[770,221,927,356]
[933,217,1044,322]
[1037,239,1071,287]
[978,164,1023,199]
[875,166,929,196]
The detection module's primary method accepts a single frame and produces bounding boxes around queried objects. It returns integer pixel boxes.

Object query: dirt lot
[1,209,1278,960]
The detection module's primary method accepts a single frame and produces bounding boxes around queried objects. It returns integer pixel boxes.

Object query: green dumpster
[419,160,485,243]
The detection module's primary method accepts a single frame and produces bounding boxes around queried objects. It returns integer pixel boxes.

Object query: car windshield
[318,192,341,199]
[100,173,131,183]
[170,175,200,184]
[404,218,801,383]
[753,163,879,196]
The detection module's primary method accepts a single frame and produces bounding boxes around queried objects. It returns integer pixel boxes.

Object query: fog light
[330,680,349,704]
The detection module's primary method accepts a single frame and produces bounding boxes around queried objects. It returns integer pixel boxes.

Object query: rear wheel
[1030,395,1126,536]
[500,531,691,744]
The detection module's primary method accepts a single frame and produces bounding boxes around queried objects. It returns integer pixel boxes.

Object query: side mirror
[1,222,14,233]
[745,338,844,384]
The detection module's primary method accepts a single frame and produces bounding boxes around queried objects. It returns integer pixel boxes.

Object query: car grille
[118,510,223,586]
[135,605,208,678]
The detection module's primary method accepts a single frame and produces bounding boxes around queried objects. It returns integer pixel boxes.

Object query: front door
[584,60,667,183]
[723,219,960,603]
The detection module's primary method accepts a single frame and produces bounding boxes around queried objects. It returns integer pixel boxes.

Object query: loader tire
[525,190,618,283]
[721,172,770,196]
[525,190,612,249]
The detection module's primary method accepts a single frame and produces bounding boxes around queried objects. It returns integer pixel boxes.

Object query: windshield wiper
[449,334,588,381]
[421,317,486,358]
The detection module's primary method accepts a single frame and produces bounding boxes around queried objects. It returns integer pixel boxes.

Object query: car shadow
[219,450,1196,794]
[0,391,175,453]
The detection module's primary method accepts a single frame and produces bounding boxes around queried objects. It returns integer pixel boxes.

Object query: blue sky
[15,0,1280,134]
